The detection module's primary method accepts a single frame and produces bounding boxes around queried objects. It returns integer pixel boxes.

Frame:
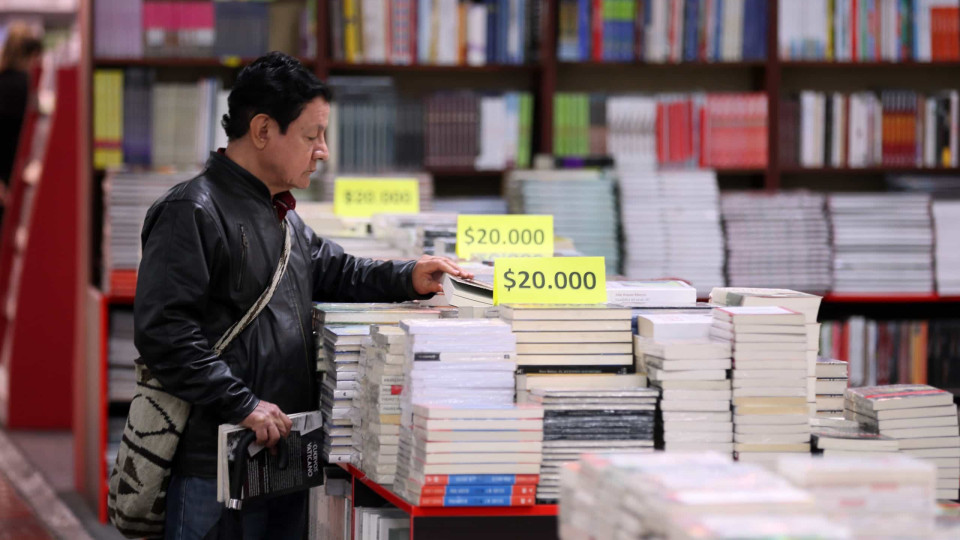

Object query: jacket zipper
[279,218,312,368]
[237,224,248,291]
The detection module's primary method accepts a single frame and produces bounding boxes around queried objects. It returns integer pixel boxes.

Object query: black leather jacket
[134,152,421,477]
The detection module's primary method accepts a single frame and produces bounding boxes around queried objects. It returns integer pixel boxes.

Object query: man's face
[265,97,329,192]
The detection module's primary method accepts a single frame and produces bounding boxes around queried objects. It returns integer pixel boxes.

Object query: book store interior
[3,1,960,538]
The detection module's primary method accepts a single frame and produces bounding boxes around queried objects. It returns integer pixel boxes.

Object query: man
[134,52,470,540]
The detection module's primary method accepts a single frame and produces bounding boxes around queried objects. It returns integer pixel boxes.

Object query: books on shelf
[107,309,137,402]
[828,193,935,294]
[330,0,541,66]
[94,0,314,60]
[506,169,620,271]
[821,317,934,387]
[778,0,960,62]
[933,200,960,294]
[780,89,959,169]
[845,384,960,500]
[393,403,544,506]
[353,507,408,540]
[527,388,657,502]
[557,0,768,63]
[618,169,725,296]
[777,454,937,538]
[556,92,768,169]
[720,192,832,294]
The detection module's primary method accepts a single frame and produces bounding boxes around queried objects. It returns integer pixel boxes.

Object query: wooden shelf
[558,60,766,68]
[95,57,316,68]
[327,62,537,74]
[781,60,960,68]
[823,294,960,303]
[781,166,960,175]
[341,464,558,518]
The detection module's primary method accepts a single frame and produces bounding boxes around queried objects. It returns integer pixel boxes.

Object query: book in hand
[217,411,324,505]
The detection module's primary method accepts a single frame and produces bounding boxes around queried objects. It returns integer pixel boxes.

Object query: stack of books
[634,313,733,455]
[312,303,442,463]
[845,384,960,500]
[720,192,831,293]
[527,388,658,502]
[618,169,725,296]
[815,358,849,417]
[355,325,407,485]
[501,304,639,402]
[933,200,960,295]
[778,454,937,539]
[709,288,823,415]
[811,421,899,458]
[711,306,812,469]
[506,169,620,271]
[559,452,842,540]
[353,507,409,540]
[828,193,935,294]
[394,404,543,507]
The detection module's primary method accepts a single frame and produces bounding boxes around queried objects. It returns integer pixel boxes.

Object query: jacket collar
[207,150,273,203]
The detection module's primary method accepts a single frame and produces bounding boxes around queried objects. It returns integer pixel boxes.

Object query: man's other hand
[240,400,292,448]
[412,255,474,295]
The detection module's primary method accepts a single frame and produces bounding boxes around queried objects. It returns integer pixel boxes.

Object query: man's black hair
[221,52,332,141]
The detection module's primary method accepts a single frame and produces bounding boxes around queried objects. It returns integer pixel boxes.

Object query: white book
[662,411,732,422]
[660,400,732,412]
[643,356,732,371]
[466,3,487,66]
[661,389,732,401]
[733,387,807,398]
[663,421,733,432]
[647,366,727,381]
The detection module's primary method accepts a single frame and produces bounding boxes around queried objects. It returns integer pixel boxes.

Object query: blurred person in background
[0,21,43,222]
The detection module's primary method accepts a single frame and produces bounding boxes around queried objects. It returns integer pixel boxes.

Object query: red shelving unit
[341,464,558,540]
[781,166,960,175]
[823,294,960,304]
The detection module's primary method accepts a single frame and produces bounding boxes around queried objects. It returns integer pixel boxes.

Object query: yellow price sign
[493,257,607,305]
[221,56,243,67]
[456,215,554,260]
[333,178,420,217]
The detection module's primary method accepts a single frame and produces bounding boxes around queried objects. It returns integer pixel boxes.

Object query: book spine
[419,495,537,506]
[420,474,540,485]
[418,484,538,496]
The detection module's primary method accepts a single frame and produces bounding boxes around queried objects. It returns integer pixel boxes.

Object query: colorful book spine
[420,474,540,485]
[418,484,538,496]
[418,494,536,506]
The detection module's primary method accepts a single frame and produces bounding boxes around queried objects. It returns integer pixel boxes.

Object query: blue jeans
[165,475,307,540]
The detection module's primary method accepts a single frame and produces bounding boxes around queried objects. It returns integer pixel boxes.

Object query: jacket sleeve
[306,224,428,302]
[134,200,259,424]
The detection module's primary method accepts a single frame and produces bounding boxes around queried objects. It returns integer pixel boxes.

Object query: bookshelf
[340,464,558,540]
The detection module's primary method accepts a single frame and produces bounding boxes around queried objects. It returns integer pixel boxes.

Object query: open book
[217,411,324,505]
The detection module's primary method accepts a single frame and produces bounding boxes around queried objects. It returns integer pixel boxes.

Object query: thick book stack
[527,388,657,502]
[815,358,849,417]
[330,0,540,65]
[107,310,137,402]
[845,384,960,500]
[559,452,839,540]
[634,312,734,454]
[557,0,768,63]
[781,90,959,168]
[618,170,725,296]
[710,288,823,414]
[501,304,638,401]
[711,306,813,468]
[778,454,937,538]
[353,507,409,540]
[933,200,960,295]
[828,193,935,294]
[101,169,198,295]
[811,421,899,457]
[312,303,442,463]
[507,169,620,271]
[555,92,768,169]
[720,192,831,293]
[394,404,543,507]
[779,0,960,62]
[356,325,406,484]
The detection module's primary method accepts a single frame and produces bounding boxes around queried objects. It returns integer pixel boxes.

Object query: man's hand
[240,400,292,448]
[412,255,474,295]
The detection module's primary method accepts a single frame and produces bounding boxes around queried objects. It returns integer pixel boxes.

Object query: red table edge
[340,464,558,518]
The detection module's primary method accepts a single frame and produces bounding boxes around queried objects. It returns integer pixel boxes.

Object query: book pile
[394,404,543,507]
[720,192,831,293]
[710,288,823,415]
[618,169,725,297]
[506,169,620,272]
[811,421,899,458]
[353,507,408,540]
[845,384,960,500]
[355,326,407,485]
[933,200,960,295]
[559,452,843,540]
[778,454,937,539]
[815,358,849,417]
[828,193,935,294]
[312,303,442,464]
[710,306,813,469]
[634,312,734,455]
[527,388,658,502]
[501,304,640,402]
